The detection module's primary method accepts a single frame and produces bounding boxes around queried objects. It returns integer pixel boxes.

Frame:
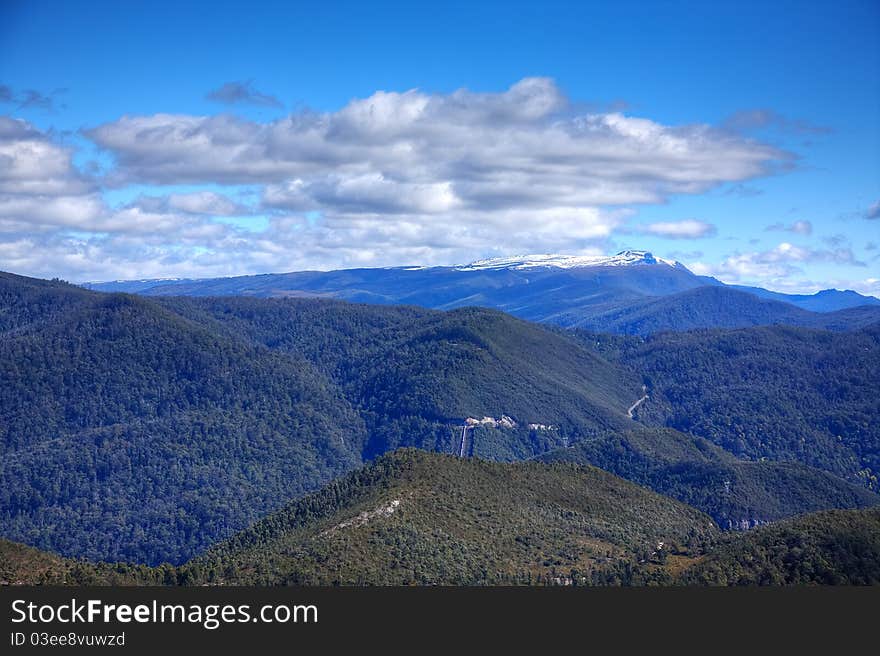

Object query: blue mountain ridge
[82,251,880,335]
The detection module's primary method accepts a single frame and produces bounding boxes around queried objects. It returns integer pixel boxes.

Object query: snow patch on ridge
[455,250,684,271]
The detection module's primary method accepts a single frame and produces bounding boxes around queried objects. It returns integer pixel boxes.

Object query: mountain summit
[456,250,684,271]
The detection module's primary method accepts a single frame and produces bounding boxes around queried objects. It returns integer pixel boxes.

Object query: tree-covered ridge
[0,275,641,565]
[0,272,93,335]
[187,449,717,585]
[577,324,880,488]
[158,296,642,458]
[538,428,879,528]
[0,274,366,564]
[680,508,880,585]
[2,456,878,587]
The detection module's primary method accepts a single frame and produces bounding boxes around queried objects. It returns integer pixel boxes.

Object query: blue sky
[0,0,877,294]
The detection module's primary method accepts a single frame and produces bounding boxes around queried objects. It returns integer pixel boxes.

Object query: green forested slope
[539,428,878,528]
[680,508,880,585]
[3,457,878,587]
[568,286,880,334]
[0,275,366,564]
[0,538,174,586]
[188,449,717,585]
[579,324,880,488]
[158,296,642,458]
[0,276,641,564]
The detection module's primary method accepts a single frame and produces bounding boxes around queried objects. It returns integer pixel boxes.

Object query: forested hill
[580,324,880,488]
[0,273,642,564]
[565,285,880,334]
[157,295,641,459]
[538,428,878,528]
[188,449,717,585]
[680,508,880,585]
[5,502,876,586]
[0,538,165,586]
[1,272,366,564]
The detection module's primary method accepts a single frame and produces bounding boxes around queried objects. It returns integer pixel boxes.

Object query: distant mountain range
[83,250,880,335]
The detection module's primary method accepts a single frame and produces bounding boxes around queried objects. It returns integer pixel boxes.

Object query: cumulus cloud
[0,194,105,231]
[0,121,595,279]
[867,200,880,220]
[690,242,866,287]
[765,219,812,235]
[0,116,117,245]
[639,219,716,239]
[2,79,797,282]
[206,80,282,108]
[88,78,786,202]
[0,117,92,195]
[264,175,462,215]
[0,117,254,248]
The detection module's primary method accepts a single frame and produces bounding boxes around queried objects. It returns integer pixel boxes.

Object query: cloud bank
[640,219,717,239]
[0,78,804,282]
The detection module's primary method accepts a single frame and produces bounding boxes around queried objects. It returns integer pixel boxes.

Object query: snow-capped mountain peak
[456,250,683,271]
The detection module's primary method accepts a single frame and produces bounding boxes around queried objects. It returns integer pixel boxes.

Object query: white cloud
[1,80,799,282]
[264,175,461,215]
[0,194,104,230]
[86,78,785,216]
[690,242,867,289]
[639,219,716,239]
[0,117,92,195]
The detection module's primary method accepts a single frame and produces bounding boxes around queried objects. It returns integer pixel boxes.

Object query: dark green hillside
[7,500,877,587]
[577,324,880,488]
[0,271,93,333]
[188,449,717,585]
[159,297,642,459]
[4,450,876,587]
[0,275,366,564]
[538,428,878,528]
[680,508,880,585]
[0,274,640,566]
